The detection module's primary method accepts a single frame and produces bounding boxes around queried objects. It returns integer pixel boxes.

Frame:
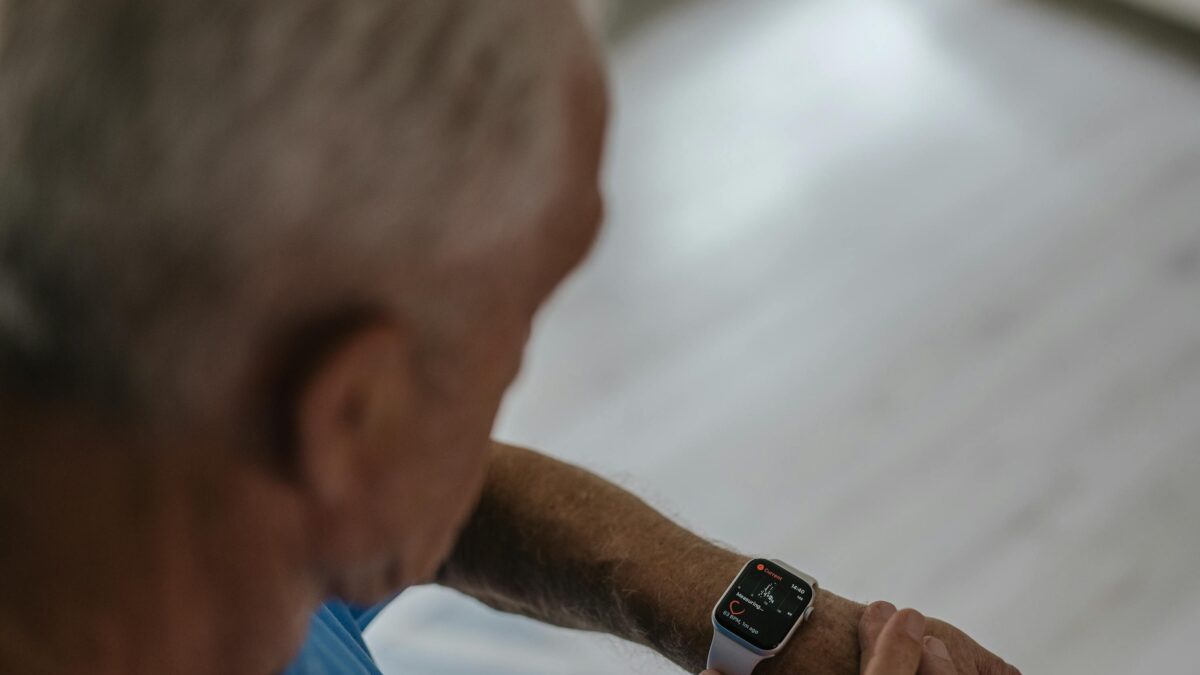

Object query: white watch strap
[706,630,766,675]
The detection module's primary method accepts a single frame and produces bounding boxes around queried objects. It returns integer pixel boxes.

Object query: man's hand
[920,617,1021,675]
[748,591,1017,675]
[859,602,955,675]
[859,601,1021,675]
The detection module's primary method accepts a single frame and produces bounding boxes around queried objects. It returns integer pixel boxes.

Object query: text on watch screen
[715,559,813,651]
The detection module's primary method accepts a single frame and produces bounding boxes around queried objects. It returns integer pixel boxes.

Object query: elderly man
[0,1,1018,674]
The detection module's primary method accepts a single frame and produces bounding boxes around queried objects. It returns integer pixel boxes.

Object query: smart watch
[707,558,818,675]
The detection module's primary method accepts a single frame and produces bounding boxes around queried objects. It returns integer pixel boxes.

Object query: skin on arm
[438,443,1020,675]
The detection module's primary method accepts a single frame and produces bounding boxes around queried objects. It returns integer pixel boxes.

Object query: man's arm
[438,442,862,673]
[438,443,1016,675]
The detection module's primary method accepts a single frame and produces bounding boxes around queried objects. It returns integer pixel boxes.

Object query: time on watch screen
[714,559,814,651]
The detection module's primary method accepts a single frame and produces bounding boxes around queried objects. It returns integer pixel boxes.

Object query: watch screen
[714,559,814,651]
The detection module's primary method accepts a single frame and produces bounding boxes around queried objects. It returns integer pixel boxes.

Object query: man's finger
[699,670,723,675]
[977,647,1023,675]
[919,637,958,675]
[862,609,927,675]
[859,601,898,672]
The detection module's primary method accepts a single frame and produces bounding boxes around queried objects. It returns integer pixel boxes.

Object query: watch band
[706,629,767,675]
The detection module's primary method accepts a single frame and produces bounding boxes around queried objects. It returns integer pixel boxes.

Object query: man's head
[0,0,605,671]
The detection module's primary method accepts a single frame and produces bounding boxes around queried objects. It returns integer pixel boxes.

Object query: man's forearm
[438,442,865,674]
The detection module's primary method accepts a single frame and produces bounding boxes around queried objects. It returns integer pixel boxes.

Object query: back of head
[0,0,589,433]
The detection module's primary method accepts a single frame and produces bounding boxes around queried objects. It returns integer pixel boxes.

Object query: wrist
[754,588,864,675]
[640,547,864,675]
[622,544,745,673]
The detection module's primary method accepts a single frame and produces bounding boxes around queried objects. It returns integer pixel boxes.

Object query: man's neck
[0,412,319,675]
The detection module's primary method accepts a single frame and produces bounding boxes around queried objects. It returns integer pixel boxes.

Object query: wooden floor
[367,1,1200,673]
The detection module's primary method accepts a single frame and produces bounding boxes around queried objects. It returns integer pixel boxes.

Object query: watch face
[714,559,814,651]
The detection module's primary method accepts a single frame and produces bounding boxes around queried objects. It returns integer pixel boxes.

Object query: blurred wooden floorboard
[367,1,1200,673]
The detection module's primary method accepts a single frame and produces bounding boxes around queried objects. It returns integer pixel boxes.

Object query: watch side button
[802,606,814,621]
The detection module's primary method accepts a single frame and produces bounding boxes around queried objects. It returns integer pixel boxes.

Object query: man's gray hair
[0,0,584,424]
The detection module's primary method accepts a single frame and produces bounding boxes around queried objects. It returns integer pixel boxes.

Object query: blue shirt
[284,601,389,675]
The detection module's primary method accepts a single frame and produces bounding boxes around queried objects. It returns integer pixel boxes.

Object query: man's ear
[292,322,414,512]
